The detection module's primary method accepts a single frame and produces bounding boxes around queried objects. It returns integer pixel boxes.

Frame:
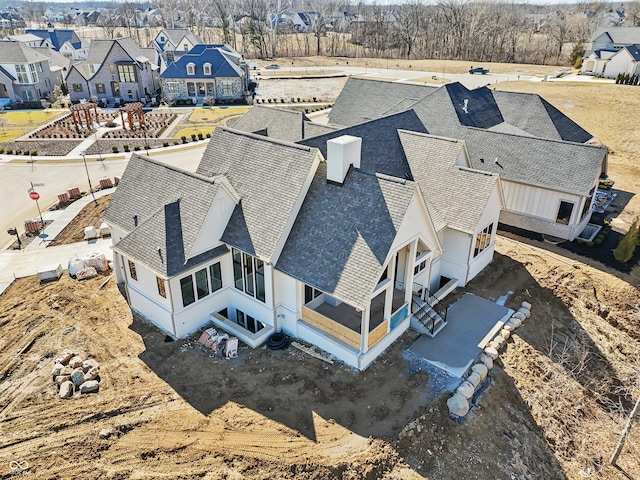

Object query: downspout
[167,277,177,337]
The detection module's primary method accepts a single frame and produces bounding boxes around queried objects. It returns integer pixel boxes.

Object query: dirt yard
[1,236,639,479]
[48,195,112,247]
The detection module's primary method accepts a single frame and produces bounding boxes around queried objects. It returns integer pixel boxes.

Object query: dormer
[186,62,195,75]
[203,62,211,75]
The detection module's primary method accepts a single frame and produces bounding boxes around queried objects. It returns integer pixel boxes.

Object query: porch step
[410,295,447,337]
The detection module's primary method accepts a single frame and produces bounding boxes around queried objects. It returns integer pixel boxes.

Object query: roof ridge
[255,104,303,116]
[129,153,222,183]
[220,127,315,152]
[462,125,606,150]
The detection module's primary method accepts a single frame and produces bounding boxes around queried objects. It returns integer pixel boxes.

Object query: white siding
[439,228,472,286]
[388,191,441,262]
[188,188,236,258]
[605,49,639,78]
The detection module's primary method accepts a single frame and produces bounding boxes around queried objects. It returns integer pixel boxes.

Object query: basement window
[474,223,494,258]
[556,201,574,225]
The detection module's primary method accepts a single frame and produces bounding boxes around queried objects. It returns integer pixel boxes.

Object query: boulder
[85,367,100,381]
[512,312,526,321]
[466,372,482,387]
[471,363,488,380]
[59,381,74,399]
[55,375,71,385]
[447,393,470,417]
[479,353,494,369]
[80,380,99,394]
[493,336,506,348]
[521,301,532,310]
[484,346,499,360]
[509,317,522,328]
[503,323,516,332]
[51,362,64,378]
[56,350,74,366]
[500,329,511,340]
[518,307,531,318]
[69,356,83,369]
[70,368,85,386]
[82,359,99,373]
[456,381,475,399]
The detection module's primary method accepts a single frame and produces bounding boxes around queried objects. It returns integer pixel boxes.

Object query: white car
[265,63,280,70]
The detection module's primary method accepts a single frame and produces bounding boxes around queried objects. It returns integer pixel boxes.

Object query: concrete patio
[408,293,512,377]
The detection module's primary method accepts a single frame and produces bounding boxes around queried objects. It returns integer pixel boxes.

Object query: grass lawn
[173,126,215,139]
[187,106,250,123]
[0,127,28,142]
[0,109,65,125]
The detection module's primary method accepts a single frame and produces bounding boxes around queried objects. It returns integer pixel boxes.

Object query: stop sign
[29,191,40,200]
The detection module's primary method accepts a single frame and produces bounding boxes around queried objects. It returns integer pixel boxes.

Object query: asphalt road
[0,146,206,249]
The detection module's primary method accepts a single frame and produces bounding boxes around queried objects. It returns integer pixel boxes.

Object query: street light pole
[81,151,97,205]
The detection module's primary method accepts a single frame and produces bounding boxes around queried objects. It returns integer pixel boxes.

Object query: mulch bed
[0,140,83,156]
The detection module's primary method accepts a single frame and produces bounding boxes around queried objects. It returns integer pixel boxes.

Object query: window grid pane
[180,276,195,307]
[209,263,222,292]
[195,268,209,299]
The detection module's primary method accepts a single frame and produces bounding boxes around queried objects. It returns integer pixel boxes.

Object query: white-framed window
[160,35,165,42]
[89,64,95,74]
[183,43,188,51]
[29,64,38,83]
[473,223,494,258]
[15,65,29,84]
[109,64,115,74]
[166,82,179,93]
[221,81,233,96]
[203,63,211,75]
[72,83,83,92]
[186,63,195,75]
[118,64,136,82]
[96,83,105,94]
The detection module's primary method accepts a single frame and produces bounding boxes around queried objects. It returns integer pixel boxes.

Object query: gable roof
[231,105,311,142]
[328,77,436,126]
[492,90,593,143]
[453,128,607,196]
[0,65,16,81]
[196,128,319,262]
[1,41,50,64]
[276,164,416,309]
[103,155,229,277]
[160,45,244,79]
[25,28,80,50]
[399,130,499,233]
[592,26,640,44]
[622,44,640,61]
[300,110,428,180]
[156,28,203,47]
[87,38,151,68]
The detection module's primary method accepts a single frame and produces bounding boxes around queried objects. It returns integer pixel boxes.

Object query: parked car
[469,66,489,74]
[265,63,280,70]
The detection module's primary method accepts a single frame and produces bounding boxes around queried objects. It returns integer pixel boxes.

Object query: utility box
[37,263,63,282]
[84,226,98,240]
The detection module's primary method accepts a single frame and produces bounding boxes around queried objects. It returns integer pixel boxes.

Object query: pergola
[69,102,99,132]
[119,102,145,130]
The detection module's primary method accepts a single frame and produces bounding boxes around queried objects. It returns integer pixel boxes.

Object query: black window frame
[556,201,575,225]
[209,262,222,293]
[180,275,195,307]
[195,268,209,300]
[232,248,266,303]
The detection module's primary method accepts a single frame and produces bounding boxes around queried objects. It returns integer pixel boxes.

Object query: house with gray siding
[65,38,158,104]
[0,41,56,106]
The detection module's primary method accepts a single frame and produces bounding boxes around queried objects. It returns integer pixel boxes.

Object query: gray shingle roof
[87,38,151,68]
[230,105,309,142]
[104,154,229,277]
[492,90,593,143]
[276,164,416,309]
[1,41,50,64]
[592,26,640,44]
[196,128,319,262]
[159,28,204,47]
[328,77,436,126]
[399,131,499,233]
[455,128,607,196]
[299,110,428,180]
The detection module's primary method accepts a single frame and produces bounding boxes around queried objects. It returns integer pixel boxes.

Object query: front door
[111,81,120,98]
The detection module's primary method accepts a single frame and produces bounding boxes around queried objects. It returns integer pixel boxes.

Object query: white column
[359,305,370,353]
[405,240,418,304]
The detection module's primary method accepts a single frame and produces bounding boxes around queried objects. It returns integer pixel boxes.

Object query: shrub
[6,148,12,154]
[191,134,197,141]
[297,97,301,102]
[163,141,169,147]
[144,144,150,151]
[197,132,203,140]
[0,148,4,154]
[133,146,140,151]
[291,97,296,103]
[586,241,594,247]
[112,146,119,153]
[15,149,22,155]
[614,217,639,262]
[30,150,37,156]
[594,238,604,246]
[185,99,193,105]
[576,238,584,244]
[123,144,130,152]
[313,97,317,102]
[206,133,211,138]
[105,121,116,128]
[181,136,187,144]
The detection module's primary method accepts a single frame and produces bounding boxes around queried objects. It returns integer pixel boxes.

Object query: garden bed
[0,140,83,156]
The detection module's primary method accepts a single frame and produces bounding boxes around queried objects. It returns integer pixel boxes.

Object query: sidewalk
[0,188,116,296]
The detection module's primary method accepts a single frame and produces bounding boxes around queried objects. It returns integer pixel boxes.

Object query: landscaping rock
[484,346,499,360]
[500,329,511,340]
[521,301,532,310]
[59,381,74,399]
[466,372,481,387]
[493,336,506,348]
[512,312,526,320]
[69,356,83,369]
[509,317,522,328]
[447,393,469,417]
[55,375,71,385]
[80,380,99,394]
[51,362,64,378]
[70,368,85,386]
[480,353,494,369]
[456,381,475,399]
[82,359,99,372]
[56,350,74,366]
[518,307,531,318]
[471,363,488,380]
[503,323,516,332]
[99,427,115,439]
[85,367,100,381]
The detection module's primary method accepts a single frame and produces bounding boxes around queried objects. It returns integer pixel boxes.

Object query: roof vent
[463,99,469,114]
[133,214,138,227]
[326,135,362,185]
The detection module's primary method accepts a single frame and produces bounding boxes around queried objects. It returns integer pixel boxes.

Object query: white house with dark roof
[104,114,504,369]
[329,77,608,241]
[151,28,204,66]
[0,41,56,105]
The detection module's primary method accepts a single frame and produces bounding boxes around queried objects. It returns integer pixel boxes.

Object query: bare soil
[1,237,639,479]
[48,195,112,247]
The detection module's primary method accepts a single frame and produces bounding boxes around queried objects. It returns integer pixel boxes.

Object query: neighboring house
[605,10,626,26]
[329,77,607,241]
[591,26,640,51]
[581,49,618,76]
[160,44,253,104]
[0,41,56,105]
[152,28,204,66]
[0,11,26,29]
[2,33,46,48]
[593,44,640,78]
[65,38,158,104]
[24,25,89,60]
[104,111,504,370]
[33,46,71,91]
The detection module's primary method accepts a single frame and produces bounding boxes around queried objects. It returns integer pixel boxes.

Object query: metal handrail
[411,298,435,334]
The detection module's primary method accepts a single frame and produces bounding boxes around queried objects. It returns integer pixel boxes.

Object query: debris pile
[51,350,101,399]
[447,301,532,418]
[196,327,238,359]
[68,253,110,280]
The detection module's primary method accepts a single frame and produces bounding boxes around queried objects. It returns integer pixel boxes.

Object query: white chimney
[326,135,362,185]
[463,99,468,113]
